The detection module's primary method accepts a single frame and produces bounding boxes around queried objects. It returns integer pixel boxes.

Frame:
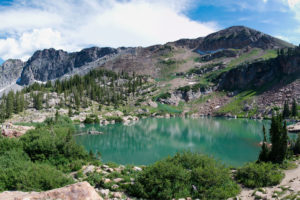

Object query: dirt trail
[238,161,300,200]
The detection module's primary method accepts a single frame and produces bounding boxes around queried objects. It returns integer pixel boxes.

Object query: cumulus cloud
[0,0,218,61]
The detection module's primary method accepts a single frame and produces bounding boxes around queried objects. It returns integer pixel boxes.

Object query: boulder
[0,182,103,200]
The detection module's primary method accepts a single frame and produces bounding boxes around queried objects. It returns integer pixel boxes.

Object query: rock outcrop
[217,55,300,91]
[0,182,103,200]
[1,123,35,138]
[19,47,118,85]
[0,59,24,89]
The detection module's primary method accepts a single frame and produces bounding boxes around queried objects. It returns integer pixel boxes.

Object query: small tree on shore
[292,98,298,117]
[258,125,269,162]
[258,115,288,164]
[282,101,290,119]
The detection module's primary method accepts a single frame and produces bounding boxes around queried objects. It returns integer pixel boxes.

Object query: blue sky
[0,0,299,62]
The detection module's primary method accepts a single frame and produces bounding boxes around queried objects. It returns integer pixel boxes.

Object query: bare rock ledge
[0,181,103,200]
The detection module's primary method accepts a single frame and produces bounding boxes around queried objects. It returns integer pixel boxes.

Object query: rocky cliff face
[0,59,24,89]
[217,55,300,91]
[19,47,118,85]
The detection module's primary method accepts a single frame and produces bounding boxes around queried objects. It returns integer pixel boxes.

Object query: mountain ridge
[0,25,295,94]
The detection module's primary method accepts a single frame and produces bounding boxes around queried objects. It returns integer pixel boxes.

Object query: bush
[127,152,240,200]
[0,150,73,192]
[84,115,100,124]
[105,116,123,123]
[235,162,284,188]
[0,116,96,192]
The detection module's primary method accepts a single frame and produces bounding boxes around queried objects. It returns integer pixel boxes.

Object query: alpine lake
[74,117,296,167]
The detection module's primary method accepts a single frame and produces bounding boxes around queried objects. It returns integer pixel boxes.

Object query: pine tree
[6,91,14,118]
[292,98,298,117]
[269,115,289,163]
[68,106,73,117]
[282,101,290,119]
[258,125,269,162]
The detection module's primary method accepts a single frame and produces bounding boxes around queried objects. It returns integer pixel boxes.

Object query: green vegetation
[105,116,123,123]
[127,152,240,200]
[0,116,95,192]
[261,49,277,60]
[282,101,290,119]
[235,162,284,188]
[156,103,183,114]
[84,114,100,124]
[227,48,261,68]
[292,98,298,117]
[217,90,256,116]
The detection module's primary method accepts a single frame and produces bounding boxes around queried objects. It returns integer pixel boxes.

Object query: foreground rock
[0,182,103,200]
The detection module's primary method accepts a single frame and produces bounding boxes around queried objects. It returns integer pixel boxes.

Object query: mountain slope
[196,26,294,51]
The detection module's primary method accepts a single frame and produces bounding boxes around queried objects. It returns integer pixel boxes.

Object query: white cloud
[0,0,218,61]
[275,35,291,42]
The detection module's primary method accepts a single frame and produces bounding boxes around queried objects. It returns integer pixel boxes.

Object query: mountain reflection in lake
[75,117,270,167]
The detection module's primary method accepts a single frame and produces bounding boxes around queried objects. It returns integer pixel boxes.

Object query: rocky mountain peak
[196,25,294,51]
[19,47,118,85]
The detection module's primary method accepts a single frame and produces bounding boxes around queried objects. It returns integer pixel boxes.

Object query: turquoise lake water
[74,117,277,167]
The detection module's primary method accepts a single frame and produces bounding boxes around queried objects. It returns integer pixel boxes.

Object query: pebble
[113,178,124,183]
[111,184,119,189]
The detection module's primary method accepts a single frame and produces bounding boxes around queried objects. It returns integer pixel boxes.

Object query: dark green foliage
[127,152,240,200]
[32,92,43,110]
[258,115,289,164]
[0,150,73,192]
[292,133,300,155]
[84,172,103,187]
[235,162,284,188]
[22,69,144,109]
[258,125,269,162]
[0,116,95,192]
[177,85,191,93]
[105,116,123,123]
[84,114,100,124]
[282,101,290,119]
[269,115,288,163]
[155,92,171,100]
[292,98,298,117]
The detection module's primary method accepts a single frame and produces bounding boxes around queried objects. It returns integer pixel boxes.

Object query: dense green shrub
[0,150,73,192]
[84,114,100,124]
[0,116,94,192]
[105,116,123,123]
[235,162,284,188]
[127,152,240,200]
[155,92,171,100]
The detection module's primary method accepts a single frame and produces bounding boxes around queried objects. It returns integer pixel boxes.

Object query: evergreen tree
[282,101,290,119]
[269,115,288,163]
[258,125,269,162]
[6,91,14,118]
[33,92,43,110]
[292,98,298,117]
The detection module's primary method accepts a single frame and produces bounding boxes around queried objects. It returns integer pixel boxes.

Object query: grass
[261,49,278,60]
[217,90,257,116]
[156,103,183,114]
[227,48,261,68]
